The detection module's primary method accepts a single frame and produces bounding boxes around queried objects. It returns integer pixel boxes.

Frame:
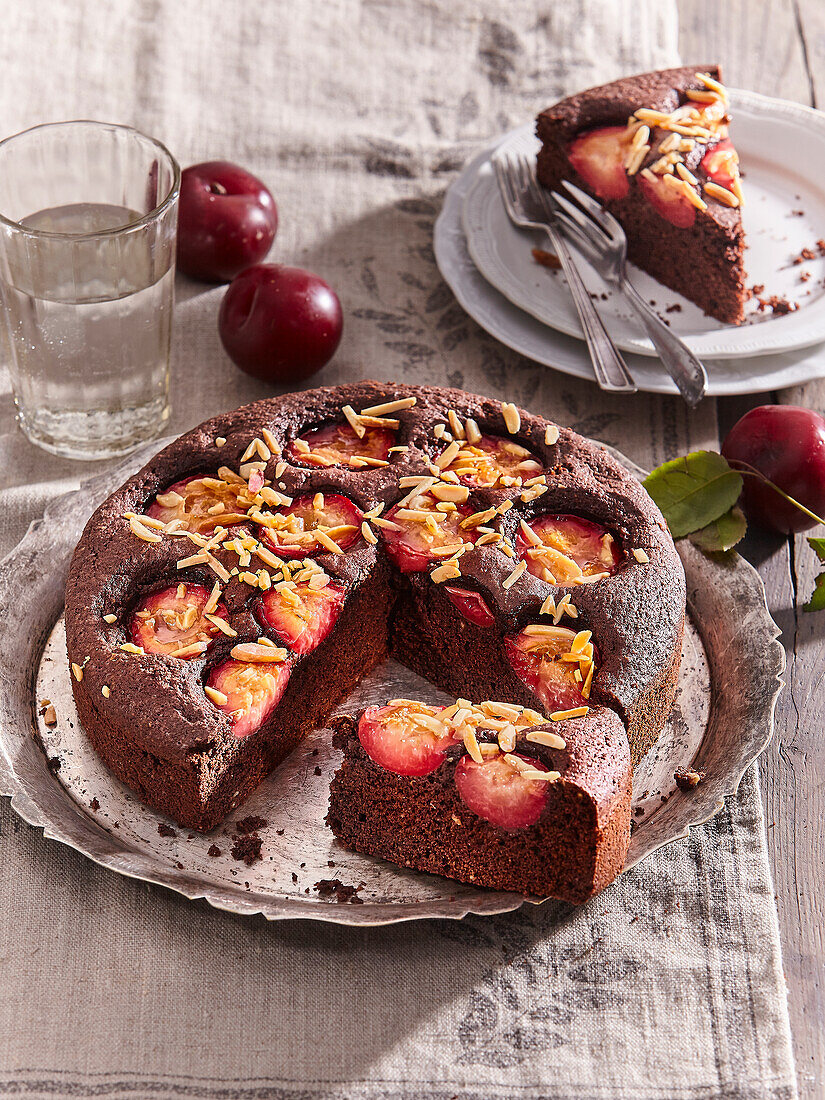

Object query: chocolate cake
[327,701,631,903]
[536,66,746,324]
[65,381,685,881]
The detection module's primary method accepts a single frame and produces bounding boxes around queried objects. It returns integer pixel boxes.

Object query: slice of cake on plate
[327,698,631,902]
[536,66,746,324]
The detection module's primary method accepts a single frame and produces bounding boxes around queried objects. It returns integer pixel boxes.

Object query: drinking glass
[0,121,180,459]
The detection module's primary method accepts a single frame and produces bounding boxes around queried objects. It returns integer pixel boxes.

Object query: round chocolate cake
[65,381,685,861]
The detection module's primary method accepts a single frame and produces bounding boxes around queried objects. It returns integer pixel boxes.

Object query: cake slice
[326,698,632,903]
[536,66,746,324]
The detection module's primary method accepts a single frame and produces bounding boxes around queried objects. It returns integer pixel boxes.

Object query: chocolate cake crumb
[328,860,336,867]
[313,766,322,776]
[792,247,816,264]
[47,757,61,773]
[800,271,811,282]
[756,295,798,316]
[158,823,177,838]
[207,844,222,857]
[674,768,706,791]
[790,209,804,217]
[234,815,267,835]
[314,878,363,903]
[231,835,263,865]
[291,872,298,883]
[276,829,285,836]
[665,303,682,313]
[532,247,561,270]
[175,861,184,869]
[89,797,100,812]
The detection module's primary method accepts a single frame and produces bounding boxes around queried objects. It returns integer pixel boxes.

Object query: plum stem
[726,457,825,528]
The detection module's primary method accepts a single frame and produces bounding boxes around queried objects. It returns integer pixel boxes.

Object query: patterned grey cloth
[0,1,798,1097]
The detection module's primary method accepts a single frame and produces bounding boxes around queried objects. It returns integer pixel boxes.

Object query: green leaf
[803,537,825,612]
[689,506,747,552]
[643,451,743,538]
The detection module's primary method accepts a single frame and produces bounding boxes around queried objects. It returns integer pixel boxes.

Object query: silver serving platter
[0,439,785,925]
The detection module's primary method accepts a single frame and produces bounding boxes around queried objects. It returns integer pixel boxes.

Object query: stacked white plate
[434,89,825,395]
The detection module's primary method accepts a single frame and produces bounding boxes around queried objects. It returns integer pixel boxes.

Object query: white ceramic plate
[461,90,825,359]
[435,132,825,395]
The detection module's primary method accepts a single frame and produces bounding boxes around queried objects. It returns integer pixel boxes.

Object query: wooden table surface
[678,3,824,1095]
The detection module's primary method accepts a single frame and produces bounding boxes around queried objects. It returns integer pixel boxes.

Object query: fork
[550,181,708,407]
[493,154,637,394]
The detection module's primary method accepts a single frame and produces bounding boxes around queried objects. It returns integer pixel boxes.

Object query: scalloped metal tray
[0,439,784,925]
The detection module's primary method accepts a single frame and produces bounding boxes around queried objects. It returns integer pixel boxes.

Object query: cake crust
[326,705,632,903]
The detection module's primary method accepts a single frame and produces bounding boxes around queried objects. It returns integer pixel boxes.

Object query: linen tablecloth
[0,2,798,1096]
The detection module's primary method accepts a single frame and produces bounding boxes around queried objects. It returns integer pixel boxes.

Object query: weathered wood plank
[680,3,825,1095]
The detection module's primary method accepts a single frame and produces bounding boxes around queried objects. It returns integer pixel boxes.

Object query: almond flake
[342,405,366,438]
[230,642,288,663]
[101,685,111,698]
[501,402,521,434]
[633,547,650,564]
[205,686,229,706]
[361,521,378,545]
[526,729,567,750]
[550,706,589,721]
[103,613,117,625]
[502,560,526,590]
[360,396,416,416]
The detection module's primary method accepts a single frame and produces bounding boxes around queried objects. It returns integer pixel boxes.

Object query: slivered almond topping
[431,482,469,503]
[103,613,117,625]
[361,521,378,545]
[583,662,595,699]
[71,662,84,681]
[435,441,461,470]
[203,582,222,615]
[550,706,589,721]
[176,551,209,569]
[119,642,144,655]
[314,530,345,554]
[293,438,311,454]
[675,162,698,186]
[205,686,229,706]
[571,629,592,654]
[42,704,57,726]
[502,560,526,590]
[497,724,517,753]
[544,424,560,445]
[360,396,416,416]
[462,726,484,764]
[431,562,461,583]
[205,553,231,583]
[261,427,280,454]
[230,642,288,663]
[465,417,482,444]
[358,414,400,428]
[539,595,557,617]
[371,516,403,531]
[526,729,567,750]
[167,641,208,659]
[501,402,521,434]
[520,768,561,782]
[502,752,532,774]
[127,514,163,543]
[352,455,390,467]
[632,547,650,563]
[206,614,237,638]
[704,180,739,207]
[215,437,227,448]
[363,504,385,519]
[155,490,184,508]
[342,404,366,438]
[447,410,465,438]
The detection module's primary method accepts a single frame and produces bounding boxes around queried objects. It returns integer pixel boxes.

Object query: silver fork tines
[547,180,708,406]
[492,154,636,395]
